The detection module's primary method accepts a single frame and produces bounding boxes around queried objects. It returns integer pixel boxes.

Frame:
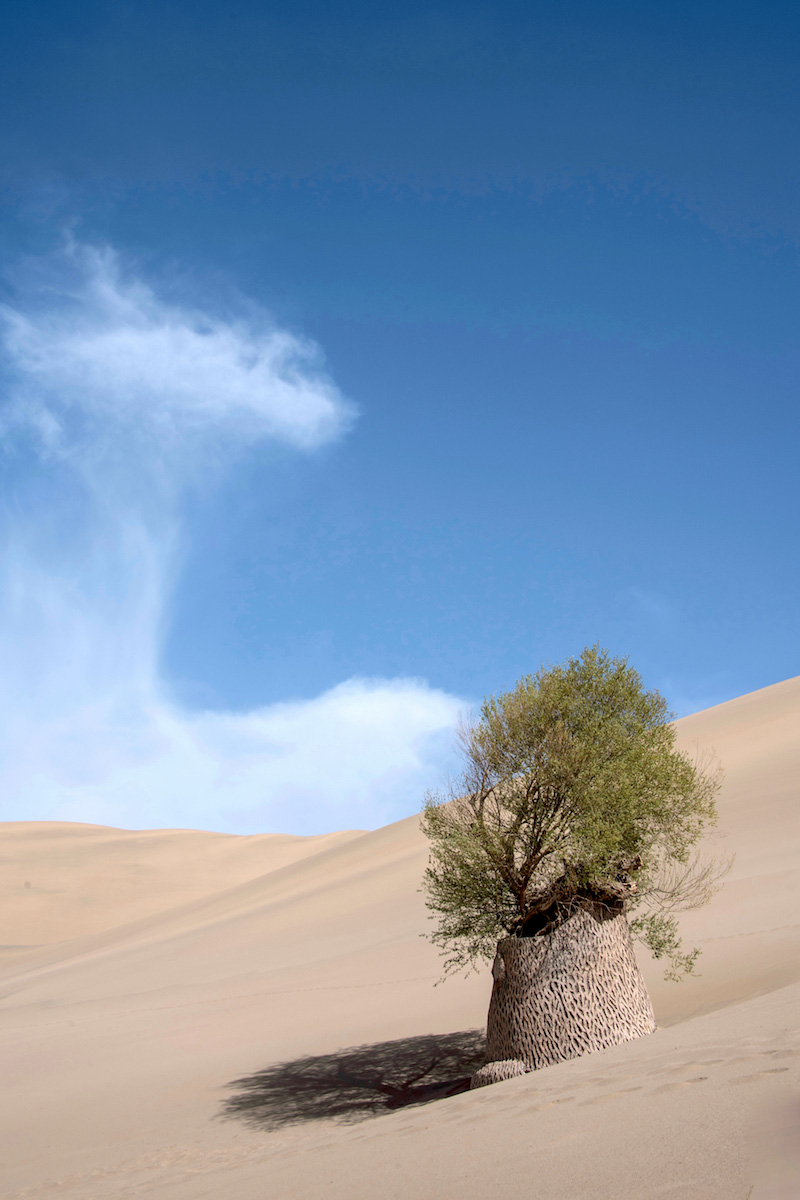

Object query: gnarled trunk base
[473,908,655,1087]
[470,1059,528,1089]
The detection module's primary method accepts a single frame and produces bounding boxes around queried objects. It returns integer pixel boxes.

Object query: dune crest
[0,822,362,947]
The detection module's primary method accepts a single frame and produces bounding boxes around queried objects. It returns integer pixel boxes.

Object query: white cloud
[0,243,462,834]
[0,656,461,833]
[1,241,356,466]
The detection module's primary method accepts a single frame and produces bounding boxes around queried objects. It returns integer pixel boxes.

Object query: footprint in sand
[731,1067,790,1086]
[577,1085,645,1106]
[520,1094,578,1114]
[653,1075,708,1093]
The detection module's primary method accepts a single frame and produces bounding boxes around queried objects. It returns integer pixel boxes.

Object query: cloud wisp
[2,241,355,460]
[0,243,462,834]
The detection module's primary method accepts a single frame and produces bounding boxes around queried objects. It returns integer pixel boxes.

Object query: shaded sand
[0,676,798,1199]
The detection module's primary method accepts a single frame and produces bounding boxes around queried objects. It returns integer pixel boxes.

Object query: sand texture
[1,675,798,1199]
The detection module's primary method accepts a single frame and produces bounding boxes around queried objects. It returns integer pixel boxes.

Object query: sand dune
[1,676,798,1198]
[0,822,361,947]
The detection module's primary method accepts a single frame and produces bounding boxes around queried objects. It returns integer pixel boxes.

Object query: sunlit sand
[1,677,798,1198]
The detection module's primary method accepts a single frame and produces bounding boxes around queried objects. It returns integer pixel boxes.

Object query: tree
[421,647,724,1081]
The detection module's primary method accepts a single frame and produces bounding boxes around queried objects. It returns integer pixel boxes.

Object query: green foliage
[421,646,724,979]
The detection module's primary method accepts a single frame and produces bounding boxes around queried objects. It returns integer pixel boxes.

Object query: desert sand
[1,676,798,1199]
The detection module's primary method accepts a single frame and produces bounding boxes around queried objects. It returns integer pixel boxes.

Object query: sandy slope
[0,823,361,946]
[0,676,798,1199]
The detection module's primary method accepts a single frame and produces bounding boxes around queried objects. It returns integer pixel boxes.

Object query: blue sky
[0,0,797,833]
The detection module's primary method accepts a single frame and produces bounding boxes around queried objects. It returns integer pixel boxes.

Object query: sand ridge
[0,822,362,947]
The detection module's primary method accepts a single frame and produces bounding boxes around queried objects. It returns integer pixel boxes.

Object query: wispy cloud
[2,241,356,460]
[0,243,462,834]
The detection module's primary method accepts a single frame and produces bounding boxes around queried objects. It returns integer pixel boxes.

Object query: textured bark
[470,1060,528,1089]
[471,907,656,1087]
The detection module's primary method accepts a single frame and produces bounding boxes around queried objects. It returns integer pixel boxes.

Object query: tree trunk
[471,907,656,1088]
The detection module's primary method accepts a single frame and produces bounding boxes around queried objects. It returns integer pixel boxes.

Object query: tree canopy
[421,647,724,980]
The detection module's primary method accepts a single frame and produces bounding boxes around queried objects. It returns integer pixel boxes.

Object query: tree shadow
[220,1029,485,1131]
